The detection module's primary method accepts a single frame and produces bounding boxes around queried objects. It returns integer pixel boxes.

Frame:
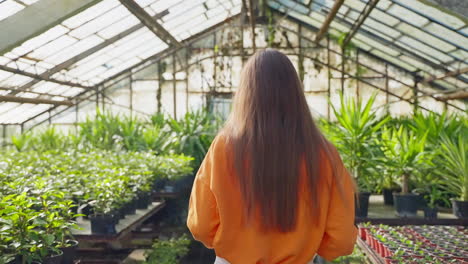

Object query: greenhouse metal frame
[0,0,466,144]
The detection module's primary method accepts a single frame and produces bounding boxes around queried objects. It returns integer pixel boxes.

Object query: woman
[187,49,357,264]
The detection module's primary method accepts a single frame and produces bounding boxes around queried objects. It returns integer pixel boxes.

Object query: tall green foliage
[166,110,219,168]
[380,125,431,194]
[144,234,191,264]
[438,134,468,201]
[329,93,389,191]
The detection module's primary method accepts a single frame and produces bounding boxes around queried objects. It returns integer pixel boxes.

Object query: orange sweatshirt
[187,135,357,264]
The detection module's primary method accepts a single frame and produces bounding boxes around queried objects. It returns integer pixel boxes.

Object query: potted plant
[381,125,430,217]
[330,93,389,218]
[421,185,447,219]
[144,234,191,264]
[438,134,468,218]
[55,200,81,264]
[89,184,118,234]
[380,170,400,206]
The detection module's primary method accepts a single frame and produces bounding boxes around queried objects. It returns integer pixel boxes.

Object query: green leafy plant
[380,125,430,194]
[11,131,33,152]
[144,234,191,264]
[438,133,468,201]
[166,110,218,169]
[329,93,389,191]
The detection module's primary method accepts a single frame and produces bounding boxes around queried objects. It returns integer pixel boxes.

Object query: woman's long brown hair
[223,49,337,232]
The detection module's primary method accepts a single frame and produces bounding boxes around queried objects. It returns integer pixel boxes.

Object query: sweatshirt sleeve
[317,147,358,261]
[187,137,220,249]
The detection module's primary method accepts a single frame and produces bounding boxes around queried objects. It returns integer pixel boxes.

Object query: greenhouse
[0,0,467,263]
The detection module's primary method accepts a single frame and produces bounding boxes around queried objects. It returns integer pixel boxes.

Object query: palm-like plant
[438,134,468,201]
[330,93,389,191]
[380,125,430,194]
[166,110,219,168]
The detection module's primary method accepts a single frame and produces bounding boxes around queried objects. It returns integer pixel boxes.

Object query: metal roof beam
[422,67,468,84]
[0,65,94,90]
[314,0,345,43]
[0,87,69,99]
[0,0,102,55]
[10,10,169,96]
[342,0,380,48]
[0,95,73,106]
[436,91,468,101]
[119,0,181,47]
[21,15,241,128]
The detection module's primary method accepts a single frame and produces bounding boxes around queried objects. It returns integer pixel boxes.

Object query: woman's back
[187,49,357,264]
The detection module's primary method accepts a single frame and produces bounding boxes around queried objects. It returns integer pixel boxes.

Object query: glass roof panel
[398,36,452,63]
[396,23,456,52]
[1,0,466,124]
[392,0,465,30]
[387,4,429,27]
[0,74,34,87]
[62,0,120,29]
[0,0,24,22]
[369,9,399,26]
[425,23,468,50]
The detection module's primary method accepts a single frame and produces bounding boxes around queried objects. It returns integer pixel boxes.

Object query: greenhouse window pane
[21,0,41,4]
[150,0,178,13]
[369,9,400,27]
[398,36,453,63]
[29,35,78,60]
[45,35,104,65]
[354,33,400,56]
[0,70,14,81]
[163,6,206,29]
[274,0,310,14]
[0,74,34,87]
[370,51,416,72]
[449,50,468,62]
[8,25,69,59]
[397,23,455,52]
[0,0,24,22]
[98,57,141,80]
[344,0,366,10]
[363,19,401,38]
[69,6,130,39]
[388,5,429,27]
[97,15,140,40]
[164,0,205,21]
[399,55,434,73]
[16,92,39,98]
[62,0,120,29]
[31,81,57,93]
[376,0,391,10]
[393,0,465,30]
[425,23,468,49]
[460,27,468,35]
[61,87,84,97]
[135,0,155,7]
[0,56,10,65]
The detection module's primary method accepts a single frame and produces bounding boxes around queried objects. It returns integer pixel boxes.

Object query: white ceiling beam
[0,0,102,55]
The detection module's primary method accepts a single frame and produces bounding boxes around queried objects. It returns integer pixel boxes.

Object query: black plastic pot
[423,207,438,219]
[355,192,371,218]
[452,199,468,219]
[7,255,21,264]
[393,193,420,217]
[59,240,78,264]
[81,204,94,219]
[123,199,137,215]
[382,188,400,205]
[43,251,63,264]
[90,214,117,234]
[136,193,151,209]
